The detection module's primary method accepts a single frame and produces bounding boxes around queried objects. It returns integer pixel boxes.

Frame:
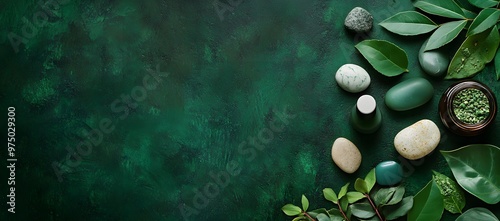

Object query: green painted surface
[0,0,499,220]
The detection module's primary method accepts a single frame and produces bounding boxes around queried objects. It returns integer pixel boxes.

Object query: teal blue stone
[375,161,403,186]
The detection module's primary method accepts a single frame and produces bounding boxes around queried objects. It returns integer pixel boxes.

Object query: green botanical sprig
[281,169,414,221]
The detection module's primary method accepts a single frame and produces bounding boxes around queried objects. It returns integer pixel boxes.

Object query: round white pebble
[394,119,441,160]
[331,137,362,174]
[335,64,371,93]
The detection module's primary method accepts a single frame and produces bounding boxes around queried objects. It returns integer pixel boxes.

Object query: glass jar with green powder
[439,80,497,136]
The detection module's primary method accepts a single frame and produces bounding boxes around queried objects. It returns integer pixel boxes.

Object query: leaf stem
[303,212,316,221]
[337,203,350,221]
[365,194,385,221]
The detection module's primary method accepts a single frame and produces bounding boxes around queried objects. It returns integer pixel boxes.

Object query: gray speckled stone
[344,7,373,33]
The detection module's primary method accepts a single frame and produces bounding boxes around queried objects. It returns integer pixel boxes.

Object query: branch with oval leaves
[379,0,500,80]
[281,169,414,221]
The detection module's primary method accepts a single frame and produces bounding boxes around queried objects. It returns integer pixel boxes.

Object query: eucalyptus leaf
[380,11,438,36]
[282,204,303,216]
[407,180,444,221]
[467,8,500,36]
[441,144,500,204]
[425,20,467,51]
[347,191,366,204]
[432,171,466,214]
[456,207,500,221]
[365,168,376,193]
[316,213,331,221]
[349,203,376,219]
[338,183,349,199]
[467,0,499,8]
[382,196,414,221]
[414,0,466,19]
[374,187,396,206]
[495,47,500,80]
[355,40,409,76]
[446,26,500,79]
[355,178,369,194]
[323,188,338,204]
[385,186,405,206]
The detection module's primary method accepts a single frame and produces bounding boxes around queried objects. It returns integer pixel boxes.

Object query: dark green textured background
[0,0,499,220]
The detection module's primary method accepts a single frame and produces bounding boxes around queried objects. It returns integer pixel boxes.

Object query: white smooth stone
[335,64,371,93]
[331,137,362,173]
[394,119,440,160]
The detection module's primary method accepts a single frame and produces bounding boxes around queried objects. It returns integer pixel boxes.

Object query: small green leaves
[282,204,302,216]
[441,144,500,204]
[467,8,500,36]
[432,171,465,214]
[354,179,369,194]
[447,26,500,79]
[349,203,376,219]
[301,195,309,212]
[355,40,409,76]
[380,11,438,36]
[425,20,467,51]
[467,0,499,9]
[373,187,397,206]
[382,196,414,221]
[414,0,466,19]
[323,188,338,204]
[456,207,500,221]
[407,180,444,221]
[346,192,366,203]
[315,214,330,221]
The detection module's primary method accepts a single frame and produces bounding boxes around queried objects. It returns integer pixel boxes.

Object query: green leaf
[407,180,444,221]
[347,192,366,204]
[338,183,349,199]
[323,188,338,204]
[349,203,376,219]
[382,196,414,221]
[441,144,500,204]
[309,208,328,218]
[432,171,466,214]
[327,208,344,220]
[414,0,466,19]
[446,26,500,79]
[385,186,405,206]
[425,20,467,51]
[373,187,397,206]
[282,204,302,216]
[468,0,499,8]
[316,214,330,221]
[292,217,308,221]
[462,8,478,20]
[365,168,376,193]
[340,197,349,212]
[380,11,438,36]
[355,40,409,76]
[456,207,500,221]
[301,195,309,212]
[354,178,369,194]
[495,48,500,80]
[467,8,500,36]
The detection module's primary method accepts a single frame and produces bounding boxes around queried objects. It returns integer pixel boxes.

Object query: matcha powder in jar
[452,88,490,124]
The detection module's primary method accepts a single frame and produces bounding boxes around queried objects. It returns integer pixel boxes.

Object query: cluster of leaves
[408,144,500,221]
[378,0,500,80]
[282,169,414,221]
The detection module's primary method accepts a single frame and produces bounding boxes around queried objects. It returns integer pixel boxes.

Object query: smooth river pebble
[385,78,434,111]
[419,40,449,78]
[375,161,403,186]
[344,7,373,33]
[394,119,440,160]
[335,64,371,93]
[331,137,362,173]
